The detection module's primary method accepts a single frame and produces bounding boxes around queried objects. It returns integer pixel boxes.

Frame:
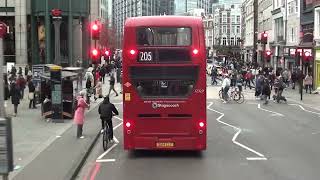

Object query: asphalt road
[76,87,320,180]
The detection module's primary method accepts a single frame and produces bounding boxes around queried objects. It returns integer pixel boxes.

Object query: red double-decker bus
[122,16,206,150]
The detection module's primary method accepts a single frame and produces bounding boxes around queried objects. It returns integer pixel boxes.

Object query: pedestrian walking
[211,67,218,85]
[28,79,37,109]
[304,73,313,94]
[261,78,271,105]
[9,82,21,116]
[25,65,29,77]
[244,70,252,89]
[99,65,107,84]
[255,74,263,98]
[108,75,119,97]
[291,70,297,89]
[119,70,123,94]
[94,79,103,101]
[236,74,243,93]
[74,91,90,139]
[16,75,26,99]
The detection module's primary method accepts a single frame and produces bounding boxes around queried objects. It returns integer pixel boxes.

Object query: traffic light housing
[264,50,272,62]
[91,22,100,40]
[261,32,268,44]
[90,48,100,63]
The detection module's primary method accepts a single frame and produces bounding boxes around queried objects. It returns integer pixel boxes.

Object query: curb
[69,131,101,180]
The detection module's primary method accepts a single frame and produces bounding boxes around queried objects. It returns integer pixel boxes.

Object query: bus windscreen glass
[136,27,191,46]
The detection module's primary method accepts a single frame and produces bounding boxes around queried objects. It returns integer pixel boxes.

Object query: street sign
[0,22,7,38]
[0,117,13,174]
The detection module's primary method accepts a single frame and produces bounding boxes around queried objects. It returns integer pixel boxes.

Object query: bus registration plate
[156,142,175,148]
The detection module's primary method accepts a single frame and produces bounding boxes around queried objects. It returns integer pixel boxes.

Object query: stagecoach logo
[152,102,179,109]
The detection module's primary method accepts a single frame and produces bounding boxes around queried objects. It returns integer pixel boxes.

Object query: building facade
[203,14,214,48]
[174,0,211,15]
[313,2,320,89]
[257,0,273,66]
[112,0,162,48]
[242,0,255,63]
[0,0,28,65]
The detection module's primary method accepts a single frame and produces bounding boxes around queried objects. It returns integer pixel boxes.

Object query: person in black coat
[9,82,21,116]
[28,80,36,109]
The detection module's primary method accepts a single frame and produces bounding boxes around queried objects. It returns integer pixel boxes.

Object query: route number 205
[139,52,153,61]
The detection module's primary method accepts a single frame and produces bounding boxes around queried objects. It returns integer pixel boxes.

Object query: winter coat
[98,98,119,120]
[73,96,89,125]
[10,83,21,105]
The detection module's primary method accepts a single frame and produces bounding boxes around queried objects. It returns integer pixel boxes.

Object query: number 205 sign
[138,51,153,62]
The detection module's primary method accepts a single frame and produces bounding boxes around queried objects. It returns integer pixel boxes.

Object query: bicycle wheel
[219,89,222,99]
[102,126,109,151]
[234,93,245,104]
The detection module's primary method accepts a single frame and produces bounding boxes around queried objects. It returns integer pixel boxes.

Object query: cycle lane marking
[96,118,123,161]
[288,104,320,117]
[207,102,267,160]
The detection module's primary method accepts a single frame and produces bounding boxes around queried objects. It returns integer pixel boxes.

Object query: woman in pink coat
[74,91,90,138]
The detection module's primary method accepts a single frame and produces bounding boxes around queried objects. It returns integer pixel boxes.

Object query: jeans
[101,118,113,140]
[77,124,83,138]
[222,87,229,101]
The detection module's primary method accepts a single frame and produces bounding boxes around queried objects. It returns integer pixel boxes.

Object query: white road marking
[246,157,268,161]
[114,116,123,122]
[257,104,284,116]
[288,104,320,117]
[114,136,119,144]
[113,122,123,130]
[97,143,118,160]
[207,102,267,160]
[96,159,116,163]
[96,117,123,161]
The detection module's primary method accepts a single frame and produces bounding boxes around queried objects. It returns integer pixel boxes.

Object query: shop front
[315,48,320,90]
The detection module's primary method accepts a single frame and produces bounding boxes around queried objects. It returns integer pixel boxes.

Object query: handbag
[28,92,34,100]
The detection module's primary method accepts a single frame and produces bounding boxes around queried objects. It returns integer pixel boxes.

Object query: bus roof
[125,16,203,28]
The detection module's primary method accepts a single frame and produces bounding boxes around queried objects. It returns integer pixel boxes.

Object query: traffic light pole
[300,54,303,101]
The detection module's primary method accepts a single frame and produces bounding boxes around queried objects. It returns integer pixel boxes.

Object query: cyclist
[221,74,231,103]
[98,96,119,143]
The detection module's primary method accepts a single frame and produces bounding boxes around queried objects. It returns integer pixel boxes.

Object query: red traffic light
[90,48,100,61]
[104,50,110,56]
[91,22,100,40]
[92,24,98,31]
[264,50,272,62]
[266,50,271,56]
[261,32,268,44]
[92,49,98,56]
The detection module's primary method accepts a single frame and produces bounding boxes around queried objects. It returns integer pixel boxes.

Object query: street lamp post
[52,9,62,65]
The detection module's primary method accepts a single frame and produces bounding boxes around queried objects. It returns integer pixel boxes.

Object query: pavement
[4,77,122,180]
[75,76,320,180]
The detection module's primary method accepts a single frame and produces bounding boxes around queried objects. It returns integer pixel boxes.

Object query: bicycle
[102,113,116,151]
[102,122,111,151]
[219,87,245,104]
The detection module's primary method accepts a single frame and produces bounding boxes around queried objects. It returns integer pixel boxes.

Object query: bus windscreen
[136,27,191,46]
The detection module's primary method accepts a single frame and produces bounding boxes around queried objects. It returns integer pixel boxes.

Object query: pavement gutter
[69,129,101,180]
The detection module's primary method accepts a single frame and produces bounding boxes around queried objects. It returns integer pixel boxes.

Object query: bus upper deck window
[138,32,150,46]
